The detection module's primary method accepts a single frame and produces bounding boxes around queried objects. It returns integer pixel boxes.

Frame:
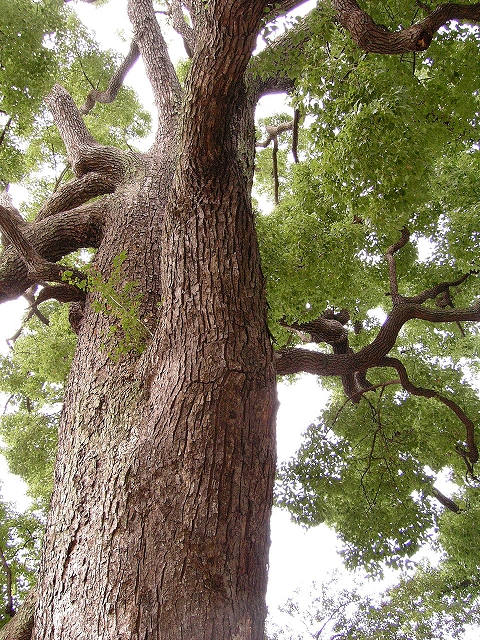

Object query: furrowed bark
[0,587,36,640]
[0,199,105,302]
[32,2,276,639]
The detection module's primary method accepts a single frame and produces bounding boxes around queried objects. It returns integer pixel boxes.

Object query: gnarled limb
[45,85,133,179]
[380,355,479,469]
[332,0,480,54]
[0,199,104,303]
[80,41,140,115]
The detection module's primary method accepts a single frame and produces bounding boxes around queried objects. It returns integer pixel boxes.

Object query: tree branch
[127,0,182,137]
[332,0,480,54]
[36,173,119,222]
[80,41,140,115]
[380,355,479,469]
[167,0,196,57]
[0,545,14,618]
[0,586,36,640]
[45,85,132,179]
[0,197,104,303]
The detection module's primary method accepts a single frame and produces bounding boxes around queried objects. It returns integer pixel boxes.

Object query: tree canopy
[1,0,480,637]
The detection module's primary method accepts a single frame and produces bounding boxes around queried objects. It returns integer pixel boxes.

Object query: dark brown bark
[332,0,480,54]
[18,2,277,639]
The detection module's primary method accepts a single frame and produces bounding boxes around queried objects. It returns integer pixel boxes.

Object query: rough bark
[19,2,276,639]
[0,588,36,640]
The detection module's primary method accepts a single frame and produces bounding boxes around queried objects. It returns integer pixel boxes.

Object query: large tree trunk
[32,123,276,640]
[30,3,277,637]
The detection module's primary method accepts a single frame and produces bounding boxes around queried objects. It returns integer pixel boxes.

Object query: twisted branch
[332,0,480,54]
[80,41,140,115]
[380,355,479,470]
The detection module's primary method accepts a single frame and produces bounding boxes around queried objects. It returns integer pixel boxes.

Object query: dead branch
[80,41,140,115]
[332,0,480,54]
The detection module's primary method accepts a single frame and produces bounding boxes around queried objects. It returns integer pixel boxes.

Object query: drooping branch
[380,355,479,470]
[332,0,480,54]
[80,40,140,115]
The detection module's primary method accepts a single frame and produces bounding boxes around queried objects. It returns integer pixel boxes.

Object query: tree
[266,568,480,639]
[1,0,480,638]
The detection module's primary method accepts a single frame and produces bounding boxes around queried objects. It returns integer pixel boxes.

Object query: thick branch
[36,173,119,222]
[80,41,140,115]
[0,199,104,303]
[432,487,461,513]
[252,10,315,98]
[0,586,36,640]
[127,0,182,135]
[257,120,294,148]
[167,0,196,57]
[45,85,132,179]
[274,300,480,377]
[332,0,480,53]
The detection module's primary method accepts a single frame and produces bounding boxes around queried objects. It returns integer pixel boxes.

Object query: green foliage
[267,566,480,639]
[0,304,76,507]
[63,251,150,360]
[0,3,151,190]
[0,497,43,628]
